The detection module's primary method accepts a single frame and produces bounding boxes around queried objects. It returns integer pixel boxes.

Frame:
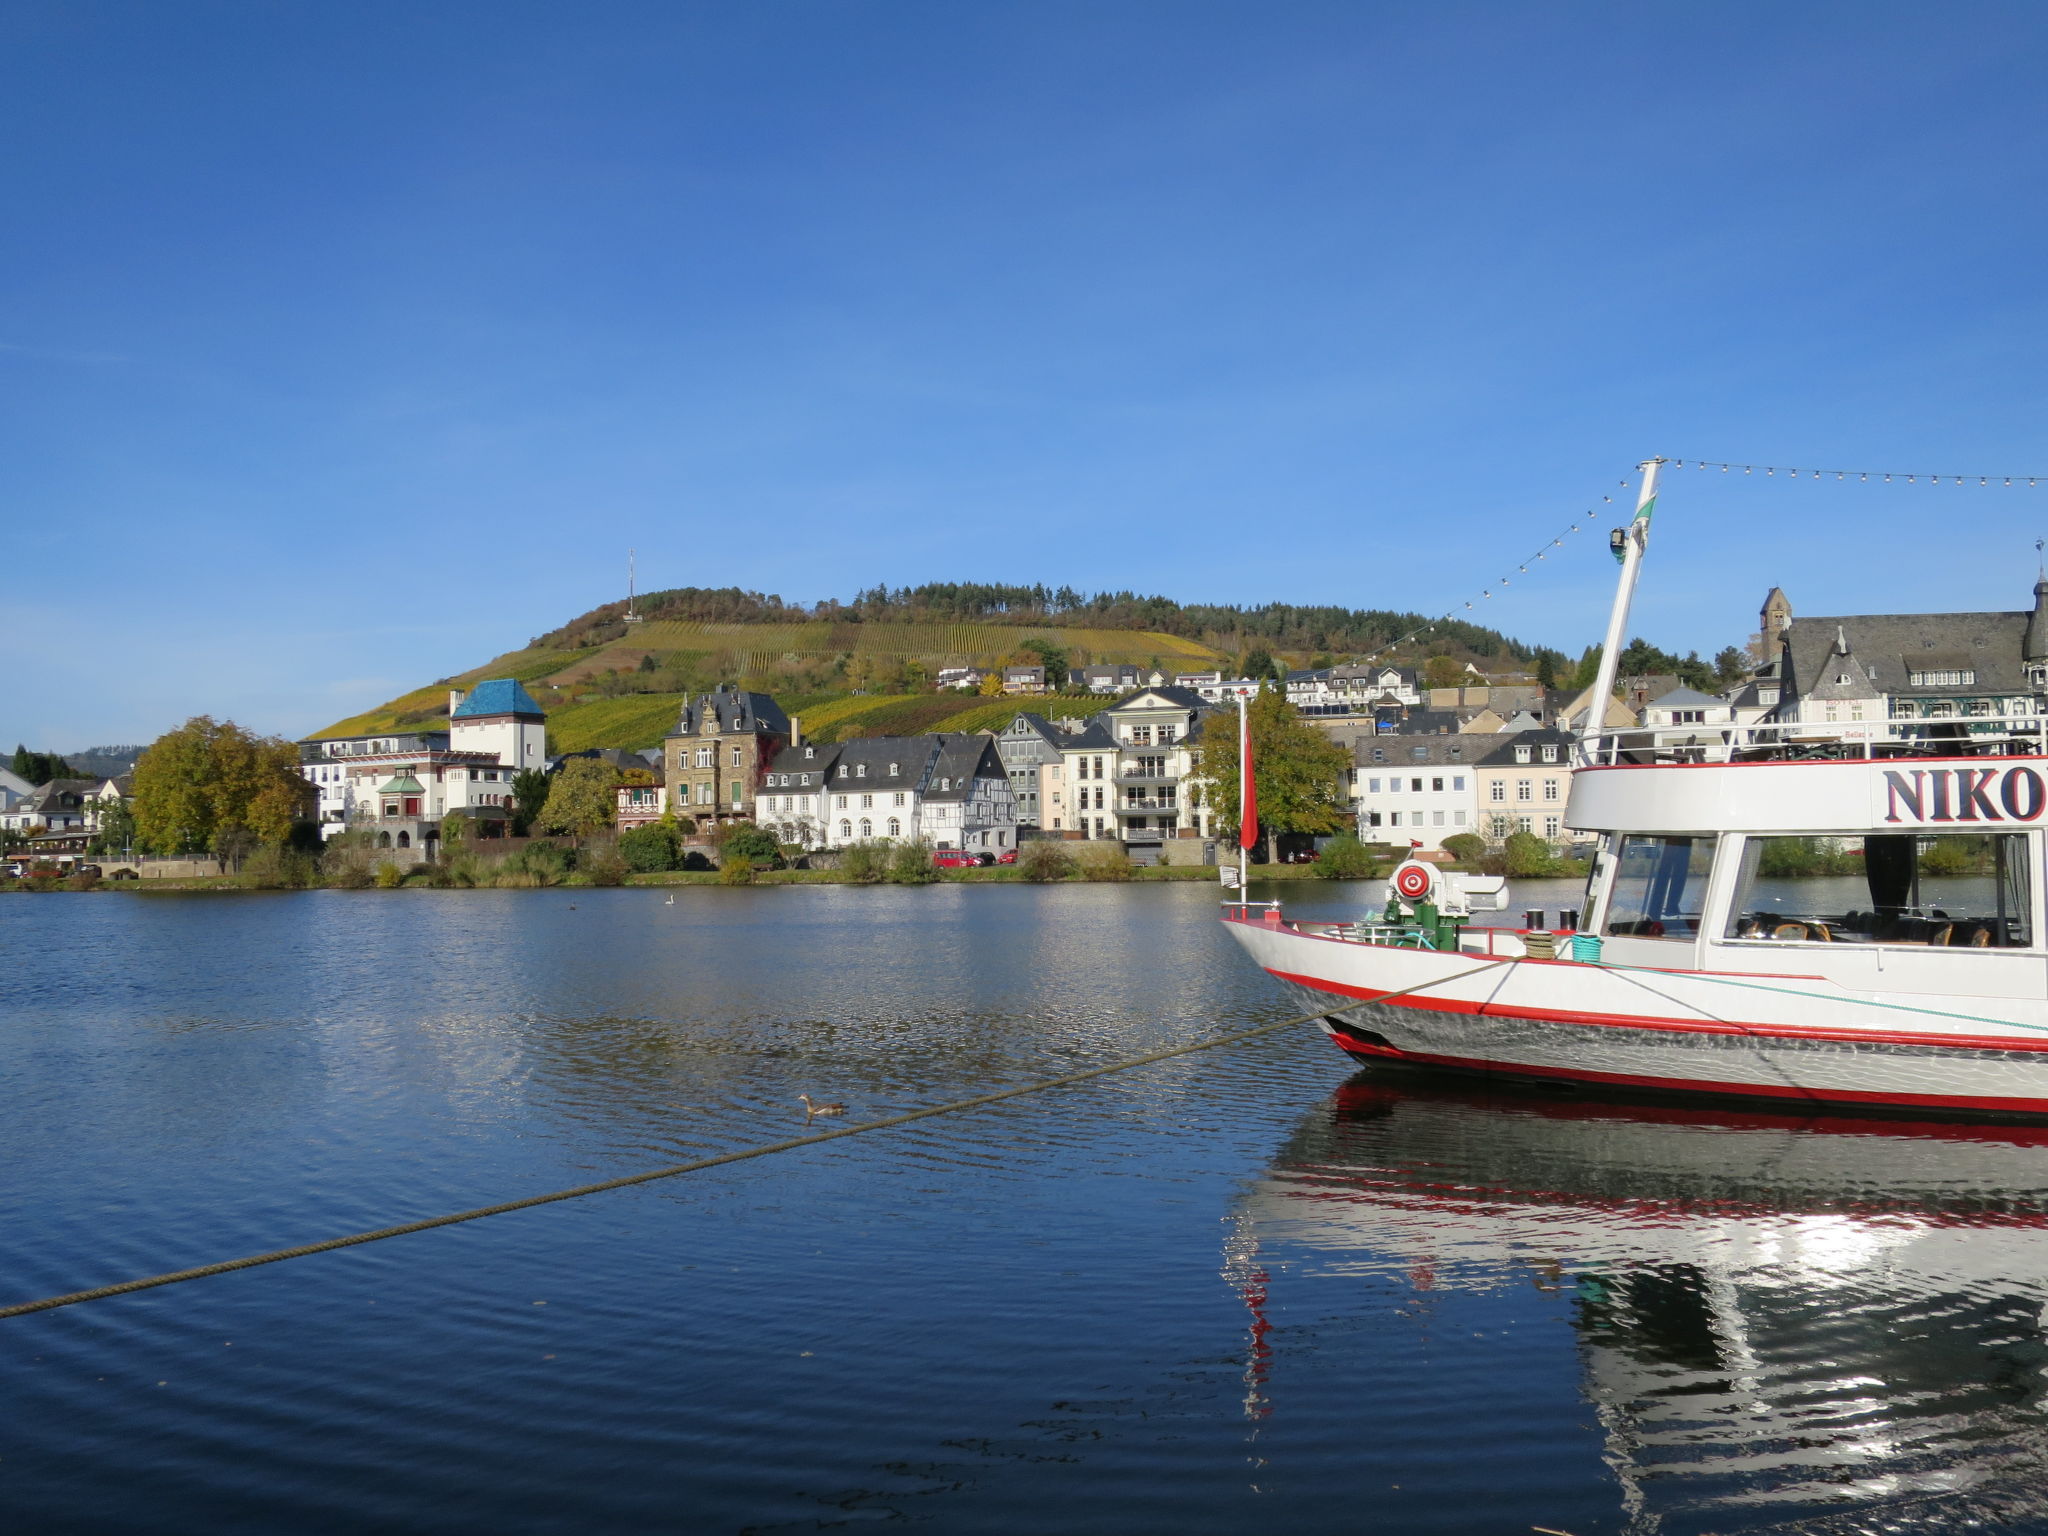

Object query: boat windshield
[1603,835,1716,940]
[1723,833,2034,948]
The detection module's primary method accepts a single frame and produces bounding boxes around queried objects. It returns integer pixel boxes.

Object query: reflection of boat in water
[1225,460,2048,1115]
[1231,1076,2048,1530]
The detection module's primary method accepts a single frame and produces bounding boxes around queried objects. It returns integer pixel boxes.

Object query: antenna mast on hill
[626,548,643,624]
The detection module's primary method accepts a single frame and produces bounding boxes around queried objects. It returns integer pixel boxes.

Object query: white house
[1287,665,1421,715]
[752,733,1017,854]
[1043,686,1214,848]
[1350,736,1483,851]
[1639,686,1739,762]
[297,678,546,848]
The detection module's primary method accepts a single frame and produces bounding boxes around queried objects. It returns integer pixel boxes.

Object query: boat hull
[1224,915,2048,1117]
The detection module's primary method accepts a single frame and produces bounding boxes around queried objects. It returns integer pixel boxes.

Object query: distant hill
[311,584,1546,753]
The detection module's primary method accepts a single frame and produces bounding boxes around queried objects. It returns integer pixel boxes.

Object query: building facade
[1043,686,1213,847]
[993,713,1065,828]
[1349,736,1485,851]
[752,733,1017,854]
[1473,728,1576,844]
[663,685,793,826]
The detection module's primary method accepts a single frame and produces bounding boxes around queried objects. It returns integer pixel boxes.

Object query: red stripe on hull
[1323,1031,2048,1115]
[1267,966,2048,1054]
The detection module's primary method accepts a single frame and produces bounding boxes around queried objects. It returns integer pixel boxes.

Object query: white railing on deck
[1576,710,2048,768]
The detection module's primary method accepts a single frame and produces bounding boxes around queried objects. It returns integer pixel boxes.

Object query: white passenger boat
[1224,459,2048,1116]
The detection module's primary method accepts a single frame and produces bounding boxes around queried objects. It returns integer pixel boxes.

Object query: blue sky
[6,1,2048,746]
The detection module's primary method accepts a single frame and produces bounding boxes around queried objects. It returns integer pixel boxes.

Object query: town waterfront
[9,879,2048,1534]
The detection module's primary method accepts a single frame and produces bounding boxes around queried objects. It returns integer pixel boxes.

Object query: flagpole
[1582,457,1665,760]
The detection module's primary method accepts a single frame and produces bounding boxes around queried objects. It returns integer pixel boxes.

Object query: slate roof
[760,740,842,787]
[921,736,1007,803]
[452,679,545,719]
[20,778,98,813]
[1644,686,1723,710]
[1110,684,1209,712]
[1781,607,2043,699]
[1350,733,1496,768]
[1000,712,1065,745]
[1054,718,1119,752]
[1472,727,1576,767]
[672,685,791,737]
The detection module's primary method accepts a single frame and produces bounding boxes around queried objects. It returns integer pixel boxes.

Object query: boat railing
[1576,708,2048,768]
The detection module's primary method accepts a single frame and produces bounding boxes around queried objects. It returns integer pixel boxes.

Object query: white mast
[626,548,641,623]
[1580,458,1665,757]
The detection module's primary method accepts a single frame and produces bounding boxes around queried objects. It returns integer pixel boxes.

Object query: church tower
[1759,587,1793,656]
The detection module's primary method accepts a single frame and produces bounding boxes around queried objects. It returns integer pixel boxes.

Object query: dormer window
[856,765,867,777]
[1541,744,1559,763]
[805,746,815,758]
[888,762,898,775]
[1515,746,1531,763]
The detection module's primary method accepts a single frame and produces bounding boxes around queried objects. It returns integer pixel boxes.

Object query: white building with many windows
[752,733,1017,854]
[1040,686,1214,848]
[1473,727,1575,845]
[1350,735,1484,851]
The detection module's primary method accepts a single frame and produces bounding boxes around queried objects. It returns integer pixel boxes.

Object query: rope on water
[1,971,1499,1321]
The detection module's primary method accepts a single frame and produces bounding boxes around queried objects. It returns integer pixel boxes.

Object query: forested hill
[532,583,1539,663]
[313,583,1555,753]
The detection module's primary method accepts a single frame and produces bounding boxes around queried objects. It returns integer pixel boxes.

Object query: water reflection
[1239,1076,2048,1531]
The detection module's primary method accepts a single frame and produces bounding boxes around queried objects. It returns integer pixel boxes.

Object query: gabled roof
[1109,684,1209,712]
[1782,610,2035,698]
[671,685,791,738]
[1645,686,1723,710]
[921,736,1007,801]
[453,679,545,719]
[1000,713,1066,747]
[1055,718,1119,752]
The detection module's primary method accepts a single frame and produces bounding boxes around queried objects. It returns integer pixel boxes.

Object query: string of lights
[1355,472,1643,666]
[1671,458,2048,487]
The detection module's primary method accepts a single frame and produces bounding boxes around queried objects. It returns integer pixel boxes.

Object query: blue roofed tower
[448,679,548,775]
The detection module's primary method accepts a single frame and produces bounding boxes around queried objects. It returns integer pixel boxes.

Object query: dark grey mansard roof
[1782,609,2037,699]
[761,740,843,785]
[1351,733,1496,768]
[1472,727,1575,767]
[671,685,791,738]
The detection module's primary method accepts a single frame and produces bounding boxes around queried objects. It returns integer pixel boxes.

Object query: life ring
[1393,861,1435,902]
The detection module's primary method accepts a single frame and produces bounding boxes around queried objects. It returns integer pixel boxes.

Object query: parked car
[995,849,1017,865]
[930,849,979,868]
[73,863,103,879]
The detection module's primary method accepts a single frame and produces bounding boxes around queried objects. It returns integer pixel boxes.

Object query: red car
[933,849,1011,868]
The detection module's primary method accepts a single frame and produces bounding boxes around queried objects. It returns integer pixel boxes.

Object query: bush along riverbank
[8,836,1371,893]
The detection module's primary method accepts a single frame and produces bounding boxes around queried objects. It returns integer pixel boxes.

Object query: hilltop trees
[131,717,312,857]
[10,745,74,785]
[1193,689,1351,863]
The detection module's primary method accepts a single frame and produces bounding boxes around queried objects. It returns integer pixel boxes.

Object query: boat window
[1723,833,2033,948]
[1603,835,1716,939]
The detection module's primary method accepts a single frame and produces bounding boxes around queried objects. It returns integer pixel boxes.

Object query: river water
[7,879,2048,1534]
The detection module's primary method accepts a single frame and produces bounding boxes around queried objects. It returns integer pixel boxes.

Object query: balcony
[1114,801,1179,818]
[1114,769,1177,786]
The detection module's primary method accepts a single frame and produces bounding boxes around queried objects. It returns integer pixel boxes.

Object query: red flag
[1238,696,1258,854]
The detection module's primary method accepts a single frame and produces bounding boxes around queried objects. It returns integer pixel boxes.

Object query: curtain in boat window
[1723,833,2034,947]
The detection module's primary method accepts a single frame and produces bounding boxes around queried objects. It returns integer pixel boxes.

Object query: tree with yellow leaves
[131,716,313,858]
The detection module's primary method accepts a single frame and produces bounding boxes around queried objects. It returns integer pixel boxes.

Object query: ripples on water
[5,881,2048,1533]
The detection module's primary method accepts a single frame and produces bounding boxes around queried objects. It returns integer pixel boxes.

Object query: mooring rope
[0,969,1500,1321]
[1589,959,2042,1034]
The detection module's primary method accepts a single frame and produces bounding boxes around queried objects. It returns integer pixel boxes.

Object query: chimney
[2027,577,2048,664]
[789,715,803,747]
[448,689,461,718]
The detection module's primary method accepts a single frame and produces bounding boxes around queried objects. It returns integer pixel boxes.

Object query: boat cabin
[1570,745,2047,1000]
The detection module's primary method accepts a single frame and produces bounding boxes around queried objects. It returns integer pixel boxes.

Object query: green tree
[90,796,138,857]
[1502,830,1556,877]
[1440,831,1486,864]
[716,822,783,868]
[131,717,312,856]
[1312,834,1375,880]
[1713,646,1750,689]
[1019,637,1069,687]
[10,745,74,786]
[1535,652,1558,690]
[536,759,621,836]
[1192,689,1352,862]
[1241,649,1276,683]
[1422,654,1466,690]
[511,768,551,830]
